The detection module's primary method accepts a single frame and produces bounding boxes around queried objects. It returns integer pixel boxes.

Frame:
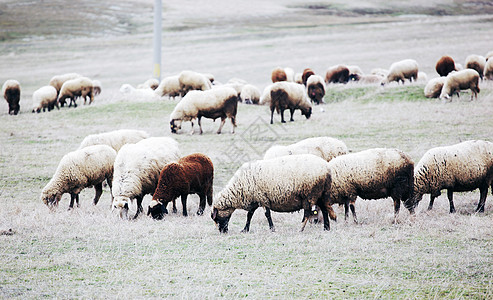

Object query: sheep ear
[147,206,151,216]
[211,208,218,220]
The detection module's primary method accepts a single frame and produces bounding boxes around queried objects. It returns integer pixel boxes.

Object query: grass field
[1,0,493,298]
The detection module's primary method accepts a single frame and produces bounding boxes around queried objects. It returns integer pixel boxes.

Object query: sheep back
[58,76,94,106]
[49,73,82,94]
[78,129,150,152]
[156,75,181,98]
[424,77,447,98]
[2,79,21,115]
[178,70,212,96]
[264,137,347,162]
[325,65,350,84]
[269,82,312,121]
[32,85,57,113]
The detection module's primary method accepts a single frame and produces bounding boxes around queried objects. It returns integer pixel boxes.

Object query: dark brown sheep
[269,82,312,124]
[147,153,214,220]
[271,67,287,83]
[325,65,350,84]
[302,68,315,85]
[435,55,456,77]
[2,80,20,115]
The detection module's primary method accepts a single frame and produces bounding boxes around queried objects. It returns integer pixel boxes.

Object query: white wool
[58,76,94,104]
[270,81,312,110]
[49,73,82,92]
[259,84,274,105]
[424,77,447,98]
[294,73,303,84]
[137,78,159,90]
[32,85,57,112]
[155,75,180,98]
[178,70,212,95]
[2,80,20,94]
[119,84,135,94]
[284,67,295,82]
[439,69,480,100]
[239,84,260,104]
[306,74,326,93]
[264,137,347,162]
[484,59,493,80]
[465,54,486,76]
[383,59,419,84]
[78,129,150,152]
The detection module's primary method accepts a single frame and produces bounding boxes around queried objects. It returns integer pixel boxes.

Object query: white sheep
[41,145,117,210]
[211,154,335,233]
[2,79,21,115]
[381,59,418,85]
[439,69,480,101]
[155,75,181,99]
[169,86,238,135]
[264,136,347,162]
[58,76,94,107]
[326,148,415,223]
[137,78,159,90]
[112,137,180,219]
[49,73,82,95]
[412,140,493,213]
[178,70,212,96]
[32,85,58,113]
[268,81,312,124]
[239,84,260,104]
[465,54,486,80]
[78,129,150,152]
[484,58,493,80]
[424,77,447,98]
[284,67,295,82]
[306,74,326,104]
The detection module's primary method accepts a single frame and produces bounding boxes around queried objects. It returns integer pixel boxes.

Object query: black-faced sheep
[465,54,486,80]
[111,137,180,219]
[147,153,214,220]
[302,68,315,85]
[424,77,447,98]
[240,84,261,104]
[49,73,82,96]
[32,86,58,113]
[211,154,335,233]
[325,148,414,223]
[439,69,480,101]
[78,129,150,152]
[484,58,493,80]
[435,55,456,77]
[41,145,117,210]
[325,65,350,84]
[58,77,94,107]
[170,87,238,135]
[271,67,287,83]
[411,140,493,213]
[381,59,418,85]
[269,82,312,124]
[2,80,20,115]
[178,70,212,96]
[263,136,347,162]
[155,75,181,99]
[306,74,326,105]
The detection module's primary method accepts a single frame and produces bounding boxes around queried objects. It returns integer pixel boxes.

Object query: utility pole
[153,0,162,81]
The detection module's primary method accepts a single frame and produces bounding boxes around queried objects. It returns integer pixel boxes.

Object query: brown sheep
[269,82,312,124]
[271,67,287,83]
[435,55,456,77]
[147,153,214,220]
[306,74,326,105]
[302,68,315,85]
[2,80,20,115]
[465,55,486,80]
[325,65,350,84]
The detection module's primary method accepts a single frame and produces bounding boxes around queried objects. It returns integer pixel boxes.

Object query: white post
[153,0,162,81]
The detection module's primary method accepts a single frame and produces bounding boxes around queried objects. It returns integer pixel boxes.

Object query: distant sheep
[137,78,159,90]
[148,153,214,219]
[435,55,456,77]
[294,73,303,84]
[112,137,180,219]
[155,75,181,99]
[271,67,287,83]
[350,74,383,84]
[170,87,238,134]
[326,148,414,223]
[484,58,493,80]
[211,154,335,233]
[58,76,94,107]
[92,80,102,96]
[381,59,418,85]
[347,65,364,78]
[49,73,82,96]
[78,129,150,152]
[284,67,295,82]
[41,145,117,210]
[371,68,389,78]
[2,80,20,115]
[240,84,261,104]
[424,77,447,98]
[325,65,350,84]
[178,70,212,96]
[268,82,312,124]
[32,85,58,113]
[302,68,315,85]
[439,69,480,101]
[412,140,493,213]
[465,54,486,80]
[264,136,347,162]
[306,74,326,105]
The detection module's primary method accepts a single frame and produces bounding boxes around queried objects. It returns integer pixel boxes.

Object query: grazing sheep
[412,140,493,213]
[326,148,415,223]
[439,69,480,101]
[211,154,335,233]
[424,77,447,98]
[306,74,326,105]
[350,74,383,84]
[137,78,159,90]
[148,153,214,219]
[170,86,238,134]
[271,67,287,83]
[78,129,150,152]
[269,82,312,124]
[284,67,295,82]
[155,75,181,99]
[2,80,21,115]
[240,84,261,104]
[381,59,418,85]
[302,68,315,85]
[112,137,180,219]
[435,55,456,77]
[371,68,389,78]
[58,76,94,107]
[178,70,212,96]
[49,73,82,96]
[32,85,58,113]
[484,58,493,80]
[41,145,117,210]
[465,54,486,80]
[263,136,347,162]
[92,80,102,96]
[347,65,364,78]
[325,65,350,84]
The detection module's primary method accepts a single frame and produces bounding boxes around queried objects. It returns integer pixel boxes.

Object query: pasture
[1,0,493,298]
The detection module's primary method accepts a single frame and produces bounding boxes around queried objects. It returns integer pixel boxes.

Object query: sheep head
[211,207,234,233]
[112,196,130,219]
[302,107,312,119]
[170,119,182,134]
[41,193,62,210]
[147,199,168,220]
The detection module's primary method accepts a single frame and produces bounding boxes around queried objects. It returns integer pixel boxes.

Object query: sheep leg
[198,117,203,135]
[349,198,358,224]
[427,195,436,211]
[264,208,275,232]
[230,116,236,134]
[318,204,330,231]
[217,117,226,134]
[270,108,275,124]
[93,182,103,205]
[392,196,401,224]
[181,194,188,216]
[344,202,350,221]
[289,108,295,122]
[241,205,258,233]
[280,108,286,123]
[133,196,143,219]
[197,193,206,216]
[172,199,177,214]
[476,185,488,213]
[69,193,77,210]
[447,189,456,213]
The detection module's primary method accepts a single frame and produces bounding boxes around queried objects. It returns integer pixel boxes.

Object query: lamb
[137,78,159,90]
[178,70,212,96]
[302,68,315,85]
[435,55,456,77]
[325,148,414,223]
[155,75,181,99]
[381,59,418,85]
[271,67,287,83]
[412,140,493,213]
[58,76,94,107]
[170,86,238,134]
[439,69,480,101]
[306,74,326,105]
[263,136,347,162]
[465,54,486,80]
[78,129,150,152]
[112,137,180,219]
[240,84,261,104]
[211,154,335,233]
[32,85,58,113]
[325,65,350,84]
[2,79,20,115]
[41,145,117,210]
[147,153,214,220]
[483,58,493,80]
[269,81,312,124]
[49,73,82,96]
[92,80,102,96]
[424,77,447,98]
